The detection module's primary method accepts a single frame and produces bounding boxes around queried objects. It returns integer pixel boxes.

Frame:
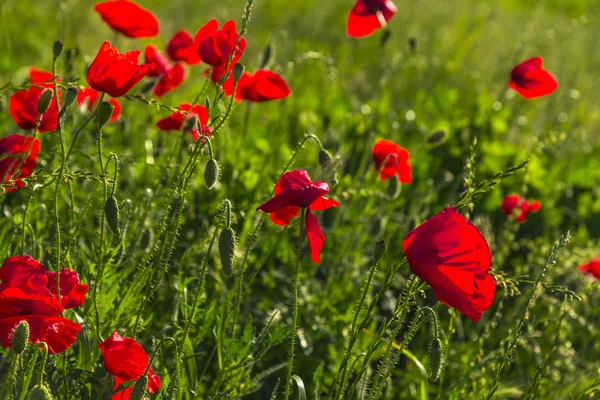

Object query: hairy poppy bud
[426,130,447,146]
[129,374,148,400]
[27,385,53,400]
[409,37,417,52]
[386,177,401,199]
[53,40,64,58]
[219,227,236,277]
[318,149,333,168]
[11,320,29,355]
[204,159,220,189]
[428,337,445,381]
[260,44,273,69]
[104,196,121,235]
[380,29,392,47]
[37,89,53,114]
[63,87,79,109]
[139,78,157,94]
[233,63,245,83]
[373,240,387,263]
[183,115,198,133]
[97,101,114,127]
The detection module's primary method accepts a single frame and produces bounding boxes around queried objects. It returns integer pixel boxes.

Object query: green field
[0,0,599,399]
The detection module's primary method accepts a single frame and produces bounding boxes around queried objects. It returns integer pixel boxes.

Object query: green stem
[20,189,33,254]
[92,122,107,340]
[17,347,39,400]
[64,92,105,163]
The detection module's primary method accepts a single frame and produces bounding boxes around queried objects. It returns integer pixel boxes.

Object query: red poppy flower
[195,20,247,67]
[144,45,186,97]
[99,331,161,400]
[167,30,201,65]
[76,87,121,123]
[500,194,541,223]
[509,57,558,99]
[156,103,211,140]
[0,255,47,291]
[372,139,412,182]
[402,207,495,322]
[0,134,41,191]
[94,0,159,38]
[46,269,88,309]
[0,315,81,354]
[87,41,154,98]
[236,70,292,102]
[257,170,339,263]
[9,87,59,132]
[579,257,600,280]
[29,68,57,89]
[347,0,397,38]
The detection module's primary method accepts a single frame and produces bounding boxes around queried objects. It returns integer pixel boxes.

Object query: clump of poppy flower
[94,0,159,38]
[144,45,186,97]
[195,20,247,67]
[579,257,600,280]
[403,207,495,322]
[0,134,41,191]
[509,57,558,99]
[347,0,397,38]
[372,139,412,183]
[501,194,541,223]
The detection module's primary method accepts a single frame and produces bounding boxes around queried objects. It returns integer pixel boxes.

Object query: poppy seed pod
[204,159,220,189]
[11,320,29,354]
[129,374,149,400]
[219,227,236,277]
[428,337,445,381]
[27,385,53,400]
[318,149,333,168]
[373,240,387,263]
[426,130,447,146]
[37,90,53,114]
[63,87,79,109]
[97,101,114,126]
[52,40,64,58]
[104,196,121,235]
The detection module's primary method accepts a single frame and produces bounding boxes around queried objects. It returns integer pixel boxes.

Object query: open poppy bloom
[167,30,201,65]
[157,104,211,140]
[0,134,41,191]
[76,87,121,122]
[0,255,86,353]
[195,20,247,67]
[144,45,186,96]
[579,257,600,280]
[257,170,339,263]
[29,68,57,89]
[500,194,541,223]
[99,331,161,400]
[347,0,397,38]
[372,139,412,182]
[509,57,558,99]
[87,41,154,98]
[238,70,292,102]
[94,0,159,38]
[403,207,495,322]
[9,87,59,132]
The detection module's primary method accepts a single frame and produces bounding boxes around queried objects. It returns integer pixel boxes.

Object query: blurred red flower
[29,68,57,89]
[195,20,247,67]
[144,45,186,96]
[372,139,412,183]
[347,0,397,38]
[94,0,159,38]
[0,255,85,353]
[76,87,121,122]
[500,194,541,223]
[509,57,558,99]
[10,87,59,132]
[99,331,161,400]
[167,30,201,65]
[579,257,600,280]
[0,134,41,191]
[403,207,495,322]
[239,70,292,102]
[257,170,339,263]
[87,41,154,98]
[157,103,211,140]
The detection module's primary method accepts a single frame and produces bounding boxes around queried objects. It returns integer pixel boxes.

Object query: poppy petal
[305,209,326,263]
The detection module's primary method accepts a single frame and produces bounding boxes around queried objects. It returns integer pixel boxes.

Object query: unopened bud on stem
[37,90,53,114]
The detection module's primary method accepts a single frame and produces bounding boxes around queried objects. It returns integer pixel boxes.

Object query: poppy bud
[183,115,198,133]
[97,101,114,127]
[140,228,153,250]
[318,149,333,168]
[373,240,387,263]
[233,63,245,83]
[409,37,417,52]
[53,40,64,58]
[37,89,53,114]
[428,337,445,382]
[386,177,401,199]
[380,29,392,47]
[219,227,236,277]
[204,159,220,189]
[140,78,157,94]
[104,196,121,235]
[11,320,29,355]
[426,130,447,146]
[260,44,273,69]
[27,385,53,400]
[63,87,79,109]
[129,374,148,400]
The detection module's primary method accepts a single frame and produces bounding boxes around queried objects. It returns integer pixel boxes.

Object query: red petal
[305,209,326,263]
[500,194,520,215]
[509,57,558,99]
[309,197,340,211]
[99,331,149,382]
[240,70,292,102]
[346,0,397,38]
[0,315,81,354]
[94,0,159,38]
[372,139,410,181]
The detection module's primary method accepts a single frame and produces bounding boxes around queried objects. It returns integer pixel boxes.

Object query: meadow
[0,0,599,399]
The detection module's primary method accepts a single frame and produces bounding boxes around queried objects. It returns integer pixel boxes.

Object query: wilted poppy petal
[305,209,326,263]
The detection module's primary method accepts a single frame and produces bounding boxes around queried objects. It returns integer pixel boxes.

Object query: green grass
[0,0,599,399]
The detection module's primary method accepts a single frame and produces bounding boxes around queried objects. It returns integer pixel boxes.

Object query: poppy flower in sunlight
[257,170,340,263]
[403,207,495,322]
[500,194,541,223]
[94,0,159,38]
[87,41,154,98]
[195,20,247,67]
[99,331,161,400]
[167,30,201,65]
[372,139,412,183]
[509,57,558,99]
[347,0,397,38]
[144,45,186,96]
[0,255,84,353]
[9,87,59,132]
[156,103,211,140]
[29,68,57,88]
[238,70,292,102]
[579,257,600,280]
[0,134,41,191]
[76,87,121,122]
